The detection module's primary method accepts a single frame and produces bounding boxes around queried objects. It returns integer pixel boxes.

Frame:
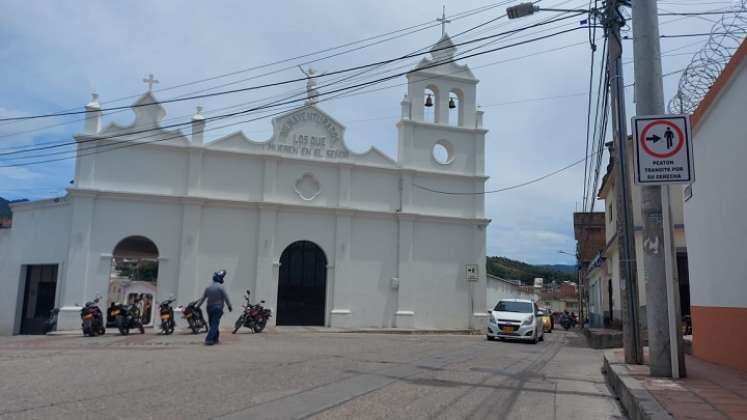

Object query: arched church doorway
[108,236,159,327]
[277,240,327,326]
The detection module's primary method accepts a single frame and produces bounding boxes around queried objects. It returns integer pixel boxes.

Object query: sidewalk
[604,348,747,419]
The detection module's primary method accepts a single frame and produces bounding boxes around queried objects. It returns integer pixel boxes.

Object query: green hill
[486,256,576,284]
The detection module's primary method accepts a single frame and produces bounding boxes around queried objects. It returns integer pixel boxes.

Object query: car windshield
[494,301,533,313]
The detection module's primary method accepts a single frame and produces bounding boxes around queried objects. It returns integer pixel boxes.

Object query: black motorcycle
[80,297,106,337]
[560,314,573,331]
[179,300,207,334]
[112,294,145,335]
[233,290,272,334]
[159,297,176,335]
[44,308,60,334]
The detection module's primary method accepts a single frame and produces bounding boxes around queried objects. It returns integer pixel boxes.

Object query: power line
[1,25,594,167]
[414,151,602,195]
[0,0,514,124]
[0,13,586,123]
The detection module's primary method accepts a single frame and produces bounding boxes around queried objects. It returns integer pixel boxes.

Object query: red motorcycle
[233,290,272,334]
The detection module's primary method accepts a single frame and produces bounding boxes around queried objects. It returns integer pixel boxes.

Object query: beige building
[594,140,689,329]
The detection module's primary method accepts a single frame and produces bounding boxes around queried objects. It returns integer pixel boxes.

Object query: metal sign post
[633,114,693,378]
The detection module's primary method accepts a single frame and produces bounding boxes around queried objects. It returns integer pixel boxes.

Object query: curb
[602,351,673,420]
[47,328,483,336]
[335,329,482,335]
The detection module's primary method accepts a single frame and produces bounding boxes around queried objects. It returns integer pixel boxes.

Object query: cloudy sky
[0,0,731,264]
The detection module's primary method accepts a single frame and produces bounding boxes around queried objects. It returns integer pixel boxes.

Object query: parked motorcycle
[80,297,106,337]
[233,290,272,334]
[159,296,176,335]
[44,308,60,334]
[560,315,572,331]
[179,300,207,334]
[112,294,145,335]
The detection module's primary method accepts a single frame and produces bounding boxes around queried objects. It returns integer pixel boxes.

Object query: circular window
[432,140,454,165]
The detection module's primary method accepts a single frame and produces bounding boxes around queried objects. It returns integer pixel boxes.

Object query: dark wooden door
[277,241,327,326]
[20,265,58,334]
[677,253,690,317]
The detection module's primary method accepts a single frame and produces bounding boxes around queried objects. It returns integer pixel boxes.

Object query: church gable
[94,92,190,147]
[207,105,397,167]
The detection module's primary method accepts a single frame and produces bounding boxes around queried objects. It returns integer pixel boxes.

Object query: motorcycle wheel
[233,316,245,334]
[253,319,267,334]
[164,320,174,335]
[82,320,92,337]
[189,319,200,335]
[116,316,129,335]
[138,323,145,334]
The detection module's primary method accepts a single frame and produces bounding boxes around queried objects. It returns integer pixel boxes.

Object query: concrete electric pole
[505,0,643,364]
[631,0,686,378]
[607,0,643,364]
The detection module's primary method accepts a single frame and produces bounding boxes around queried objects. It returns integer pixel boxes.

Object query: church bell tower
[397,32,486,176]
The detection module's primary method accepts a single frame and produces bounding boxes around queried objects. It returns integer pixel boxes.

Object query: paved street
[0,329,624,420]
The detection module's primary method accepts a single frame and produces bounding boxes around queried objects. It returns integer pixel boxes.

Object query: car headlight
[522,315,534,326]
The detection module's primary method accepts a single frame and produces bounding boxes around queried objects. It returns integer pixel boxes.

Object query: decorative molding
[294,173,321,201]
[65,188,491,226]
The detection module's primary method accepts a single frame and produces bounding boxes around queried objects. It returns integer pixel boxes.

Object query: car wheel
[486,335,495,341]
[532,332,539,344]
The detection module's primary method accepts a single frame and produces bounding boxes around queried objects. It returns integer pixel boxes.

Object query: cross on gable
[143,74,159,91]
[436,5,451,36]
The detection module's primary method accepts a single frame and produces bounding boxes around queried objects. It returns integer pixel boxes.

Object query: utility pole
[504,0,642,362]
[631,0,686,378]
[607,0,643,364]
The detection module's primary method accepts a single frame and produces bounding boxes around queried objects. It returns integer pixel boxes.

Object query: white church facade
[0,34,491,334]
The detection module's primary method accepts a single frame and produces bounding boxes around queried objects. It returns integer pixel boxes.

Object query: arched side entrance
[108,236,159,326]
[277,240,327,326]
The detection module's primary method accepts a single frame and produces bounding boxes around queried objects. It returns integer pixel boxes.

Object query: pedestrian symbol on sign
[664,127,674,149]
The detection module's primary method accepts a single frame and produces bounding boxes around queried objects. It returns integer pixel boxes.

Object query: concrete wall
[684,54,747,371]
[486,276,538,310]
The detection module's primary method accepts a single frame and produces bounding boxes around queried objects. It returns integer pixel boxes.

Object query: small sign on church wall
[465,264,479,281]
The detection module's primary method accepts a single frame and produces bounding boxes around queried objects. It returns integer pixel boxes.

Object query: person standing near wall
[196,270,233,345]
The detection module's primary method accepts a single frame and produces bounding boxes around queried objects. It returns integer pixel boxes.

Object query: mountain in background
[486,256,577,284]
[537,264,577,274]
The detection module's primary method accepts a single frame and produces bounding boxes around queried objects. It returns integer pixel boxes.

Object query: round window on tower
[432,140,454,165]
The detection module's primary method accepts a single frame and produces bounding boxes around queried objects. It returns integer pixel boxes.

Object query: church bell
[425,94,433,107]
[448,97,456,109]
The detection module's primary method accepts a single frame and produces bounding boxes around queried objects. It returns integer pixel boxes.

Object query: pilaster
[330,214,352,327]
[394,215,416,328]
[176,202,203,304]
[254,207,278,324]
[261,159,278,202]
[58,195,96,330]
[471,225,489,329]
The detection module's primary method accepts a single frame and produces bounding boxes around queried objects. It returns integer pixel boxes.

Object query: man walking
[196,270,233,345]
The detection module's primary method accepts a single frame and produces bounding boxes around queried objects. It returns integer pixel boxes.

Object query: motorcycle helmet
[213,269,227,283]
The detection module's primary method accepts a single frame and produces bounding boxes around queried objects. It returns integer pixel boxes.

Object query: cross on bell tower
[436,5,451,36]
[142,73,159,92]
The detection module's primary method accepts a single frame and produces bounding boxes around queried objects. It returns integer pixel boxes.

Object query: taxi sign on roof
[632,114,694,185]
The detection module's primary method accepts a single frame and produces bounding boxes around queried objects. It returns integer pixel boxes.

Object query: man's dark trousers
[206,304,224,344]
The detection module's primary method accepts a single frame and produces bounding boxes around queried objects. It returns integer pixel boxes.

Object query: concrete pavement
[0,329,624,420]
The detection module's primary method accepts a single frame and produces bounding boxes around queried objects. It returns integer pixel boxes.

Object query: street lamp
[506,2,590,19]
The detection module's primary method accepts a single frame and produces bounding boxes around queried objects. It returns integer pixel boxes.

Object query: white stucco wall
[684,58,747,309]
[486,276,538,309]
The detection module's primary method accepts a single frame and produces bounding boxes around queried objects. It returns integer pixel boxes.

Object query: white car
[486,299,545,344]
